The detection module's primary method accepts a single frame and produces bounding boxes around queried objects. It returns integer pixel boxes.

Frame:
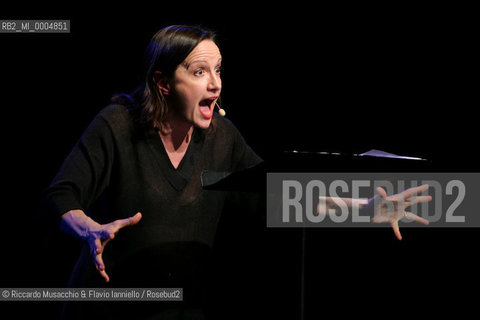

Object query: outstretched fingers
[401,184,430,199]
[391,221,402,240]
[89,212,142,283]
[113,212,143,231]
[376,187,388,199]
[404,212,430,225]
[405,196,432,207]
[90,232,113,282]
[94,252,110,282]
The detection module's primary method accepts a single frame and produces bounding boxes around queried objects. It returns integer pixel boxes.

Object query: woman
[45,25,262,319]
[45,25,430,319]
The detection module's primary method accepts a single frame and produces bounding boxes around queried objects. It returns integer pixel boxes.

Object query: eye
[194,69,205,76]
[215,66,222,74]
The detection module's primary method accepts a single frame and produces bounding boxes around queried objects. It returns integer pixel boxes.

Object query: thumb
[129,212,143,225]
[116,212,143,229]
[376,187,387,199]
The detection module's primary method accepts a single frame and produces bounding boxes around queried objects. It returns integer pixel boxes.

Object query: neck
[159,112,194,151]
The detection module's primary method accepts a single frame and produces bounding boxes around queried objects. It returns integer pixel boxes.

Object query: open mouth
[198,97,217,119]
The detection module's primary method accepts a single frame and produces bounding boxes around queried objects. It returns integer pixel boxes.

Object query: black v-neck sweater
[44,104,262,290]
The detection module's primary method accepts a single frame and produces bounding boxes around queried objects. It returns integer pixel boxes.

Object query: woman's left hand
[371,184,431,240]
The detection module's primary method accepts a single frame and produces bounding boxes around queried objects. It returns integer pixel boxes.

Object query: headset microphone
[215,102,226,117]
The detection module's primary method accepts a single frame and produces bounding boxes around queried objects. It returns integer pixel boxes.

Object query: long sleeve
[43,112,115,225]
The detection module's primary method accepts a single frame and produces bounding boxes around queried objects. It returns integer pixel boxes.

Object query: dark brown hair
[112,25,217,130]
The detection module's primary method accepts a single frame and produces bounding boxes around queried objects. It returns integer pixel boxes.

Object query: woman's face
[170,39,222,129]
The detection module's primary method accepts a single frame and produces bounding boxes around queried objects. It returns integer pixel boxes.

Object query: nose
[207,71,221,94]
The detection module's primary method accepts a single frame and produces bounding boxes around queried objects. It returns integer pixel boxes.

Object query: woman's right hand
[60,210,142,282]
[85,212,142,282]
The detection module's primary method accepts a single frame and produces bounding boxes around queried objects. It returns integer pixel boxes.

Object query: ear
[153,71,171,96]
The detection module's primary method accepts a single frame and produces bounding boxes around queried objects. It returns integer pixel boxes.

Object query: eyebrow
[184,57,222,70]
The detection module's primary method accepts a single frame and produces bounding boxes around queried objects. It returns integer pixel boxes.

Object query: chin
[194,119,212,130]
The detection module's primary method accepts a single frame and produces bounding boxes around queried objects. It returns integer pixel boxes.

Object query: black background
[0,3,477,319]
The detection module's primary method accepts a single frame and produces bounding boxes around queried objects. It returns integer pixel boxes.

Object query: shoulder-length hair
[112,25,217,131]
